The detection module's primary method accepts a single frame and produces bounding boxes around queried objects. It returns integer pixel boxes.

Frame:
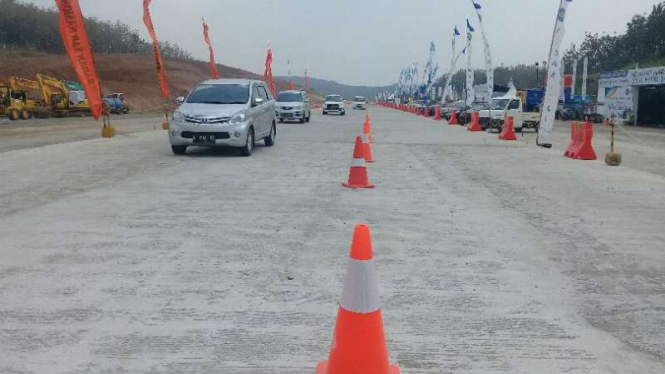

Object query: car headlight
[230,112,246,124]
[172,108,184,122]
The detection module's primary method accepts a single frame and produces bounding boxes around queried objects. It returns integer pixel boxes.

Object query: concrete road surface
[0,107,664,374]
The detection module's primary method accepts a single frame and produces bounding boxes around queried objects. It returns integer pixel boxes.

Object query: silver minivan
[169,79,276,156]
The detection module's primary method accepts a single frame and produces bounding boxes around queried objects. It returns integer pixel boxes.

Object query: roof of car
[278,90,304,94]
[201,78,261,85]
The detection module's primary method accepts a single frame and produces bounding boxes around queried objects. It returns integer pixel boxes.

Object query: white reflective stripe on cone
[339,258,381,314]
[350,157,366,167]
[361,134,370,143]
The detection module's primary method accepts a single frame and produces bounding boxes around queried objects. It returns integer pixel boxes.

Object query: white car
[275,90,311,123]
[353,96,367,110]
[322,94,345,115]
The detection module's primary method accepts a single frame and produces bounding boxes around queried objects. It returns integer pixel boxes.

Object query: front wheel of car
[341,110,346,116]
[172,145,187,155]
[299,117,305,124]
[264,122,276,147]
[239,127,254,157]
[306,112,310,122]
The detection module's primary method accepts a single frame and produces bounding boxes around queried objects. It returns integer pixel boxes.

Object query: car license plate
[282,113,293,118]
[193,134,215,144]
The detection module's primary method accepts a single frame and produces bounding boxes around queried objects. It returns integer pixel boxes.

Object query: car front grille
[327,104,339,109]
[281,107,293,110]
[183,115,230,124]
[181,131,230,140]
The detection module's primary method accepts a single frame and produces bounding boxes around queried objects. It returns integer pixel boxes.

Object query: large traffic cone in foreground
[342,136,374,189]
[498,116,517,141]
[316,225,400,374]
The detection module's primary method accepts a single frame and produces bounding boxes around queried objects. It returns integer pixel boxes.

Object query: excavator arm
[9,77,41,92]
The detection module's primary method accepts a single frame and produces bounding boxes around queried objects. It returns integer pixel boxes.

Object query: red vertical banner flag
[54,0,102,119]
[202,19,220,79]
[263,45,277,97]
[143,0,169,98]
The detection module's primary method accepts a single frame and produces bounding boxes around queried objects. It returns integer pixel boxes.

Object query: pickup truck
[479,95,540,132]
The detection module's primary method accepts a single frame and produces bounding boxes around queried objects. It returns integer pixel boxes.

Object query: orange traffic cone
[467,111,482,132]
[342,136,375,189]
[364,119,374,143]
[316,224,400,374]
[449,110,459,125]
[362,132,374,163]
[433,106,443,121]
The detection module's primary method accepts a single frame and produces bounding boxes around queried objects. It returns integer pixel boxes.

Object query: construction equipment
[36,73,91,117]
[8,77,50,119]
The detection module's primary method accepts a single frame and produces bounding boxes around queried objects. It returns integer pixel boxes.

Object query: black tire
[322,111,327,115]
[341,110,346,116]
[299,117,305,124]
[239,127,254,157]
[306,111,311,122]
[20,110,31,120]
[264,122,276,147]
[171,145,187,155]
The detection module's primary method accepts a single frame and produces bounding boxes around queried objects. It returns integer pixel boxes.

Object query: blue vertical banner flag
[471,1,494,100]
[465,19,475,106]
[538,0,573,147]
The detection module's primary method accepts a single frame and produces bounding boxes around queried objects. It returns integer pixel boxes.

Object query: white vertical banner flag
[538,0,573,147]
[571,58,578,100]
[582,56,588,97]
[465,19,475,106]
[444,26,461,102]
[471,1,493,99]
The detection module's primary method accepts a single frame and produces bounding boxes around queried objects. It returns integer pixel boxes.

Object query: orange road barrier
[449,110,459,125]
[498,116,517,141]
[467,111,482,132]
[565,121,597,160]
[342,136,375,189]
[316,225,400,374]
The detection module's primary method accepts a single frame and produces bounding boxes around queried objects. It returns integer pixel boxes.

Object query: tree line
[0,0,192,60]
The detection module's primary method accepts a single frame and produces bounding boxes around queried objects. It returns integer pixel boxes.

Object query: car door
[249,84,264,134]
[256,85,271,136]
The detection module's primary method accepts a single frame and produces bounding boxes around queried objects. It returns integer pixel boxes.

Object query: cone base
[316,361,400,374]
[342,182,375,189]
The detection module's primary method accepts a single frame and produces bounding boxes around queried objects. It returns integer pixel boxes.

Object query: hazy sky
[28,0,662,86]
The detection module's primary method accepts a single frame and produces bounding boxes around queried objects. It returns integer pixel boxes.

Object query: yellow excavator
[7,77,50,119]
[36,73,91,117]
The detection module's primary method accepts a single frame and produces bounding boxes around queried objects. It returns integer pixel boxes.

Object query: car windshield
[186,84,249,104]
[490,99,510,110]
[326,95,342,102]
[276,92,303,102]
[354,96,365,102]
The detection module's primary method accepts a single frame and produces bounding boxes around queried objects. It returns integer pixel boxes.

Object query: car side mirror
[253,97,264,106]
[305,98,310,103]
[176,96,185,105]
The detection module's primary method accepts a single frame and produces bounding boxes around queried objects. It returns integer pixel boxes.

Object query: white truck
[479,95,540,133]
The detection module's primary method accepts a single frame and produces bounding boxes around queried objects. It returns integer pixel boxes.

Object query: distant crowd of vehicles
[396,86,603,133]
[0,74,129,121]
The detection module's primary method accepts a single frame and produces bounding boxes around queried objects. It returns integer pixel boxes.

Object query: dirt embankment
[0,51,319,111]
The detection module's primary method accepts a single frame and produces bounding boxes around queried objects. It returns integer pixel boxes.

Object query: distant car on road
[353,96,367,110]
[169,79,276,157]
[323,94,346,115]
[275,90,311,123]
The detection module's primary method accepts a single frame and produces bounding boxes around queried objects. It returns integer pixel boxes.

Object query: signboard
[602,86,634,120]
[599,67,665,87]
